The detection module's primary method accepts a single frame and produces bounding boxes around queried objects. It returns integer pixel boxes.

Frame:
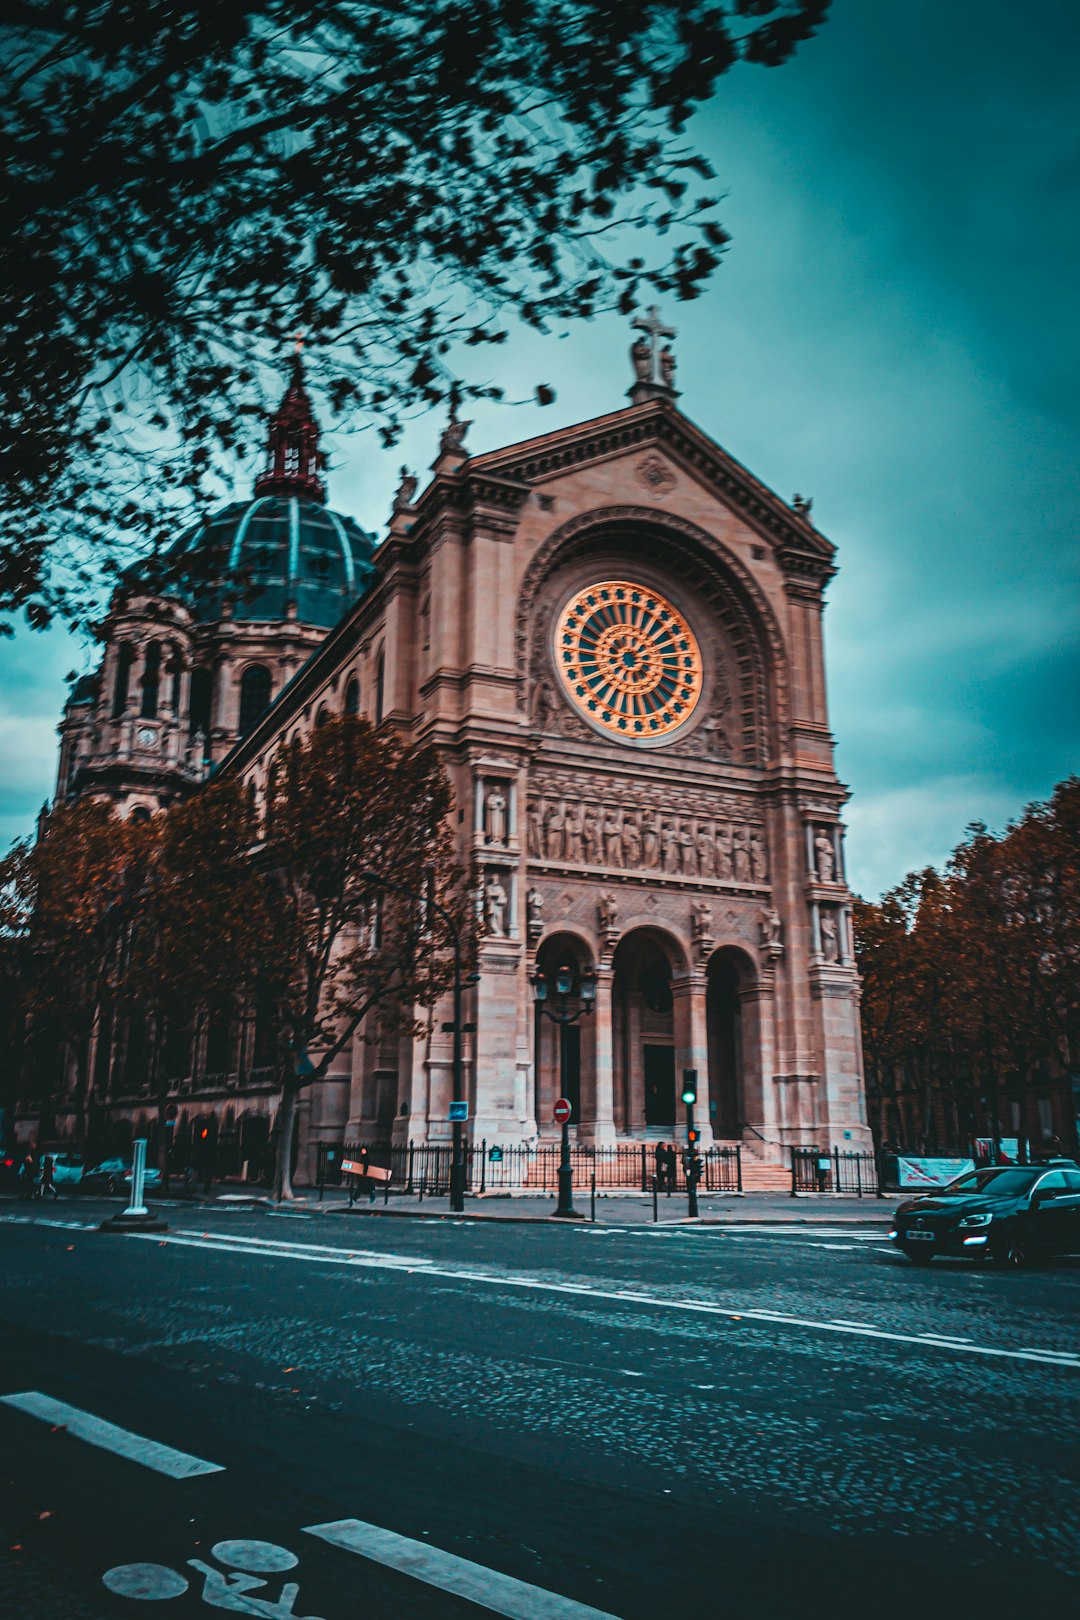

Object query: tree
[1,0,830,628]
[255,715,473,1198]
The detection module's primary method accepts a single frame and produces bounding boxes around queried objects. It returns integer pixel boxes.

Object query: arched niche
[532,932,597,1134]
[611,926,686,1133]
[705,945,759,1140]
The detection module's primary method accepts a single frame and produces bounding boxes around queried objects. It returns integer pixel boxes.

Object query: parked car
[81,1157,164,1196]
[892,1163,1080,1268]
[50,1152,85,1186]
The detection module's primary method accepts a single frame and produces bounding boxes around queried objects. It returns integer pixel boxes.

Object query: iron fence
[326,1140,742,1197]
[790,1145,880,1197]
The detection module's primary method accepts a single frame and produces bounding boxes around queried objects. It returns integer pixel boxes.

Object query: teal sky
[2,0,1077,898]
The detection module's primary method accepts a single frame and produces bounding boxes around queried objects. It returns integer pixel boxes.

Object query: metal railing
[790,1146,880,1197]
[323,1140,743,1198]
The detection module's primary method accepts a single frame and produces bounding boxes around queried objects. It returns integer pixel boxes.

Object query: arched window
[375,649,385,724]
[112,643,134,718]
[315,705,330,728]
[238,665,273,738]
[140,641,161,719]
[189,666,213,739]
[344,676,360,715]
[167,646,184,714]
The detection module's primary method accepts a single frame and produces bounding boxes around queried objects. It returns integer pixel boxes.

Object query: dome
[172,495,376,628]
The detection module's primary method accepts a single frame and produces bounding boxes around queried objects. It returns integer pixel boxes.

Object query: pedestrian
[349,1145,370,1206]
[40,1152,59,1201]
[18,1151,37,1201]
[653,1139,665,1194]
[663,1141,677,1194]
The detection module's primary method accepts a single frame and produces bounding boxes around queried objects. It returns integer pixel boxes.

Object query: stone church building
[46,326,870,1182]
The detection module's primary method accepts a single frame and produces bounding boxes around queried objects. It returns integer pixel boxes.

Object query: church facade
[219,331,871,1179]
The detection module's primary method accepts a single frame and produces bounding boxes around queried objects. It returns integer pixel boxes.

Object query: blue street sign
[449,1101,469,1122]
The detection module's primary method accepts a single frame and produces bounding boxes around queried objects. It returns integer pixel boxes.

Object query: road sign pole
[683,1068,699,1218]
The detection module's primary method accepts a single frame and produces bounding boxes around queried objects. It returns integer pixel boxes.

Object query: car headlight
[959,1211,993,1227]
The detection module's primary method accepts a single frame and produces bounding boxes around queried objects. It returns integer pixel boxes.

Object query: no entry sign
[553,1097,573,1125]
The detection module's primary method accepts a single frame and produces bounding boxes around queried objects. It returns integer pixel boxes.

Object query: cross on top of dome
[254,346,327,503]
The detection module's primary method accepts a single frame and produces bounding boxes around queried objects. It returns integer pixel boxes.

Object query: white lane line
[129,1228,1080,1373]
[304,1517,624,1620]
[0,1392,224,1479]
[0,1214,97,1230]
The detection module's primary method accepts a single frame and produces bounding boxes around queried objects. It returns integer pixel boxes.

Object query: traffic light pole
[683,1068,699,1218]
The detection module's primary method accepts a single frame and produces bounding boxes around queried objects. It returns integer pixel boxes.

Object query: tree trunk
[274,1072,300,1201]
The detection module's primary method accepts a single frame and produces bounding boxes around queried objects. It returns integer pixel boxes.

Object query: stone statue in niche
[820,911,839,963]
[598,890,618,936]
[527,886,543,943]
[661,822,680,874]
[750,829,768,882]
[484,783,508,845]
[544,800,566,861]
[533,677,560,734]
[696,822,716,878]
[564,800,583,862]
[641,812,660,869]
[630,334,653,384]
[733,828,752,883]
[526,797,542,858]
[679,821,697,877]
[761,906,783,954]
[622,813,642,868]
[815,830,836,883]
[484,872,508,937]
[715,823,734,880]
[603,809,623,867]
[691,899,712,943]
[581,806,599,865]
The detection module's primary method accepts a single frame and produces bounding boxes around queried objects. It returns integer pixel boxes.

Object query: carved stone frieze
[526,773,769,887]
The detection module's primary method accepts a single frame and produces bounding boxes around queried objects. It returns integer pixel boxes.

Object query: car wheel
[995,1233,1030,1269]
[106,1176,120,1196]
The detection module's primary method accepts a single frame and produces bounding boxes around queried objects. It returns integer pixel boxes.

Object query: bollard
[591,1171,596,1223]
[653,1176,658,1223]
[125,1138,149,1218]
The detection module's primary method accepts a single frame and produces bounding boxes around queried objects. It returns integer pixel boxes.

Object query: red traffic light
[688,1128,699,1143]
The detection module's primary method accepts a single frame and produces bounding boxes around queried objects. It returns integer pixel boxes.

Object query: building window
[112,643,134,718]
[189,666,213,738]
[315,705,330,728]
[344,676,360,715]
[140,642,162,719]
[238,665,273,738]
[375,649,385,724]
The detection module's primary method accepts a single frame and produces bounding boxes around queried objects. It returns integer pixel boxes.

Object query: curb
[323,1205,891,1229]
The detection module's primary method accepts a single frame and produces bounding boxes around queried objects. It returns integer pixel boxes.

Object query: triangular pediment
[469,397,833,567]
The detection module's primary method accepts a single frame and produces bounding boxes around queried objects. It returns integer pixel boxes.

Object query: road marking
[0,1214,97,1230]
[127,1227,1080,1372]
[0,1392,224,1478]
[304,1517,625,1619]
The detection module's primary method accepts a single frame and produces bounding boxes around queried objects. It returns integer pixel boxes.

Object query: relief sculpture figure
[564,801,584,862]
[661,821,680,874]
[733,827,752,882]
[696,822,716,878]
[622,812,642,868]
[603,808,623,867]
[581,806,598,865]
[715,822,734,880]
[544,800,566,861]
[750,828,768,882]
[526,797,542,858]
[641,811,660,869]
[679,820,697,877]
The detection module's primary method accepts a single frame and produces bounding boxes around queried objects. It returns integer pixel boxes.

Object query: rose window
[554,580,704,740]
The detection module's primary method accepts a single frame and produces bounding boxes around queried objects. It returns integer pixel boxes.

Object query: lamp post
[531,962,597,1218]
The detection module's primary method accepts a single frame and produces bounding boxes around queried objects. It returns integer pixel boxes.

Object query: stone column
[587,965,616,1143]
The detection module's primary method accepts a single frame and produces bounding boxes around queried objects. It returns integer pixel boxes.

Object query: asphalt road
[2,1197,1079,1620]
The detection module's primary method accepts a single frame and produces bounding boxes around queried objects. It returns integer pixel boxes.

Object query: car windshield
[942,1168,1038,1197]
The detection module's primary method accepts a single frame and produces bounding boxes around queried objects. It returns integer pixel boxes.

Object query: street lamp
[530,961,597,1218]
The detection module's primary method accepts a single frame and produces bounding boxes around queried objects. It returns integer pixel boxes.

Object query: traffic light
[688,1127,700,1144]
[681,1069,697,1105]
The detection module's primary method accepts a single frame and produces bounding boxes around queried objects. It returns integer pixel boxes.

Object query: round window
[554,580,704,741]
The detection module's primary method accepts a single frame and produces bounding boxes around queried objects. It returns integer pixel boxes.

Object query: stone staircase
[738,1159,791,1194]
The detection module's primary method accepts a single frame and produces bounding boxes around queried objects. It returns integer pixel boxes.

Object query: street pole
[683,1068,699,1219]
[449,931,466,1214]
[555,1020,575,1217]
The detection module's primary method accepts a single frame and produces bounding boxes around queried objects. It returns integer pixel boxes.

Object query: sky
[1,0,1077,899]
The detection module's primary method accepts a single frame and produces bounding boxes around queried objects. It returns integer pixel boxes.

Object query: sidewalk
[315,1190,895,1226]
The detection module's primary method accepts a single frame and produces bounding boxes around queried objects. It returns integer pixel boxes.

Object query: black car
[892,1163,1080,1268]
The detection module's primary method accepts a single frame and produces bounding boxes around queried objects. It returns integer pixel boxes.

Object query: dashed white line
[126,1227,1080,1372]
[0,1392,223,1478]
[304,1517,625,1619]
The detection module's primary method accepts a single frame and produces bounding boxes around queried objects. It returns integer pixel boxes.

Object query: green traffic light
[681,1088,696,1105]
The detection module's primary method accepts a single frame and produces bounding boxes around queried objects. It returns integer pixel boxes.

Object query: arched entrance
[612,929,682,1133]
[533,933,596,1134]
[706,948,756,1139]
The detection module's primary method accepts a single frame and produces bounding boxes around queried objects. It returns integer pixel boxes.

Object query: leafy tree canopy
[1,0,829,628]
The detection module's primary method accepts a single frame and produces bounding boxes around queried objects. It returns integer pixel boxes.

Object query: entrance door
[644,1045,675,1126]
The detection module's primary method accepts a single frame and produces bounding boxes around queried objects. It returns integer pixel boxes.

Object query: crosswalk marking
[0,1392,224,1478]
[303,1517,625,1619]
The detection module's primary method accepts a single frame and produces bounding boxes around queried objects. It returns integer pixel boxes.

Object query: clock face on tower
[554,580,704,742]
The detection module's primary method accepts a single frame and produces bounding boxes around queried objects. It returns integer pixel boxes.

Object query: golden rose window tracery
[554,581,704,740]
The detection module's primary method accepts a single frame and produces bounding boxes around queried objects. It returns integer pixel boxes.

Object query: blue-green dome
[172,494,377,629]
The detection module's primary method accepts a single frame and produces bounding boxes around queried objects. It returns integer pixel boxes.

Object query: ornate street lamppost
[531,962,597,1218]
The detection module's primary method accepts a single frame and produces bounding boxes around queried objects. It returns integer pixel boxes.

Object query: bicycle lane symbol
[103,1539,326,1618]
